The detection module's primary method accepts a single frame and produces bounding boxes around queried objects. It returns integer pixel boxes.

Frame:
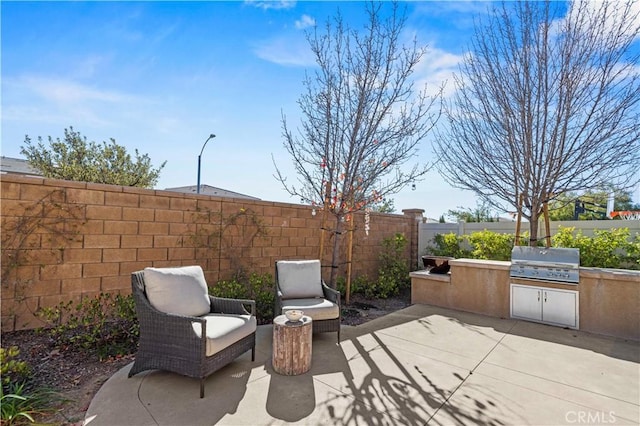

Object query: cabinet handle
[544,291,547,303]
[537,291,540,302]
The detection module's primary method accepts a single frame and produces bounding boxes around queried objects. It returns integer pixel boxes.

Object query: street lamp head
[197,133,217,194]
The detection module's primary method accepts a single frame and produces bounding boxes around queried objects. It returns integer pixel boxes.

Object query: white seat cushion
[276,260,324,299]
[281,298,339,321]
[144,266,210,317]
[192,314,257,357]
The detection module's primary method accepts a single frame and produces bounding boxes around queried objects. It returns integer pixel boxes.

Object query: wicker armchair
[128,267,256,398]
[275,260,341,342]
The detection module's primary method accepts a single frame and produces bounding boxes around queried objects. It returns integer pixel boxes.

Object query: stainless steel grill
[510,246,580,284]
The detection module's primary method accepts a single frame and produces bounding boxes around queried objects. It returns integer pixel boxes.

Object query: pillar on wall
[402,209,425,270]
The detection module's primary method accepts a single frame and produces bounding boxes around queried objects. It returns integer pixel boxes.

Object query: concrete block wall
[1,175,417,331]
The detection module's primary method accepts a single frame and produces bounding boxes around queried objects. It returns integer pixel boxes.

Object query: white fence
[418,219,640,256]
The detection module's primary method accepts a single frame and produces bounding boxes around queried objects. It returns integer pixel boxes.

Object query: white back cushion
[277,260,324,299]
[144,266,210,317]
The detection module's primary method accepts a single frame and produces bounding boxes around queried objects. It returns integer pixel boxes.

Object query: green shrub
[209,273,275,324]
[426,227,639,270]
[248,273,275,324]
[37,292,139,361]
[552,226,640,269]
[0,347,30,390]
[335,276,347,295]
[371,233,410,299]
[336,276,363,296]
[467,230,514,261]
[426,233,471,258]
[336,234,410,300]
[209,278,250,299]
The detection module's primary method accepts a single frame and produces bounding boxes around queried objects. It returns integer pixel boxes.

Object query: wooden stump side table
[272,315,312,375]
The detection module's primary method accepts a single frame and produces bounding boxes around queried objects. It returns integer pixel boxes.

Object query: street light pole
[197,134,216,194]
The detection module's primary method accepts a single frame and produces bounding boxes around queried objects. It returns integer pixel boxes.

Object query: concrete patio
[84,304,639,425]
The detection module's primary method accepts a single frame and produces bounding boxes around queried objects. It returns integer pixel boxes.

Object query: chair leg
[200,378,205,398]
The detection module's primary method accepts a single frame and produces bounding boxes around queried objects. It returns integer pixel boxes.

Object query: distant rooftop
[0,156,41,177]
[165,184,260,200]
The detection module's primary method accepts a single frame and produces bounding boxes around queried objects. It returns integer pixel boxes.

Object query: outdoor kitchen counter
[580,266,640,280]
[411,258,511,319]
[578,267,639,340]
[411,259,640,341]
[450,258,511,270]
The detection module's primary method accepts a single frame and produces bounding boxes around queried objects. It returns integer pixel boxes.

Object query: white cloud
[2,75,149,129]
[414,46,464,99]
[295,14,315,30]
[254,36,315,66]
[244,0,296,11]
[18,75,134,104]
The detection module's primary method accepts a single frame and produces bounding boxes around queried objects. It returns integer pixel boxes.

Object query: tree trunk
[329,214,343,288]
[529,210,539,246]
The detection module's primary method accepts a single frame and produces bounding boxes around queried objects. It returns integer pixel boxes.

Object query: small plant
[336,275,370,297]
[1,382,61,425]
[37,293,139,360]
[0,347,30,389]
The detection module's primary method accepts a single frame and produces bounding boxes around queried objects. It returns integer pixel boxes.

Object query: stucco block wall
[579,269,640,340]
[410,259,511,318]
[1,175,418,331]
[449,260,511,318]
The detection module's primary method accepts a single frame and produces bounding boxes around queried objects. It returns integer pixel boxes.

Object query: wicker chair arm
[274,287,283,316]
[322,282,341,306]
[210,296,256,316]
[133,287,206,348]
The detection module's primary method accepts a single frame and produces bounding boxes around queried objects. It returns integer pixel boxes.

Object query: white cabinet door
[511,285,543,321]
[542,288,578,328]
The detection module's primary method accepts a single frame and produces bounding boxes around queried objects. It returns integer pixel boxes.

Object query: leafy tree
[370,198,395,214]
[21,127,166,188]
[548,187,640,221]
[434,0,640,245]
[446,200,497,223]
[275,1,441,286]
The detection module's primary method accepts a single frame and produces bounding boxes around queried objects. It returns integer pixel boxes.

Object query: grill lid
[510,246,580,266]
[510,246,580,283]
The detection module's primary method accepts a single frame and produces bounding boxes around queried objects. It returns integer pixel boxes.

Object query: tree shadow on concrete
[305,309,523,425]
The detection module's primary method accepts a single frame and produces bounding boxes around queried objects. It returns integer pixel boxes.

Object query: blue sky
[2,1,638,219]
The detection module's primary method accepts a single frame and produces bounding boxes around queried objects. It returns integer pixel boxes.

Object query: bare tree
[275,1,441,286]
[434,0,640,245]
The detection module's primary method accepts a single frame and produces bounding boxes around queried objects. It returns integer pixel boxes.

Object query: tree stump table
[272,315,312,375]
